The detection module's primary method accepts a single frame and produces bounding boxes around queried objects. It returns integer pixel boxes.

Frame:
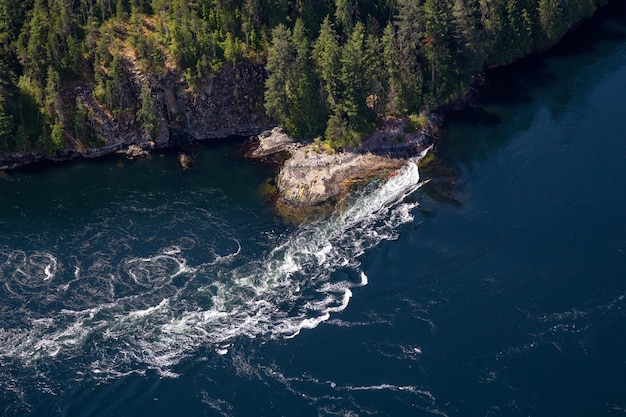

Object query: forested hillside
[0,0,610,154]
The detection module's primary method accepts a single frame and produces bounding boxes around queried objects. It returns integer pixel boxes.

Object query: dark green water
[2,4,626,416]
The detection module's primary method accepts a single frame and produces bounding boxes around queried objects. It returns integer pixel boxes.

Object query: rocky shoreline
[0,108,440,219]
[0,102,439,221]
[0,54,441,218]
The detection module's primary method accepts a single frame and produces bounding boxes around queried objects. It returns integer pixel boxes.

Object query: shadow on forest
[421,1,626,205]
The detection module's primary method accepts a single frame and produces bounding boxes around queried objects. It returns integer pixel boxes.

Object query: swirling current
[0,159,425,391]
[4,6,626,415]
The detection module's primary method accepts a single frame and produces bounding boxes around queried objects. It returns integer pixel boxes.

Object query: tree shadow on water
[437,0,626,170]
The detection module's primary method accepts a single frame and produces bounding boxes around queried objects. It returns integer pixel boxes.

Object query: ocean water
[2,4,626,416]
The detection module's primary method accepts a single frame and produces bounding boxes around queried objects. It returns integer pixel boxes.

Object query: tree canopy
[0,0,612,153]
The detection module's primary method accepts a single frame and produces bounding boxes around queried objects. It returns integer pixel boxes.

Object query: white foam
[0,160,427,378]
[43,264,53,281]
[358,272,368,286]
[162,246,182,255]
[206,239,242,266]
[343,383,436,400]
[125,298,170,320]
[283,313,332,339]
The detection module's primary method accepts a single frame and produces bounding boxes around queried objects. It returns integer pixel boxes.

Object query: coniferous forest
[0,0,611,153]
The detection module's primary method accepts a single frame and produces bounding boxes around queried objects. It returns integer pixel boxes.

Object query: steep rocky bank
[0,60,271,170]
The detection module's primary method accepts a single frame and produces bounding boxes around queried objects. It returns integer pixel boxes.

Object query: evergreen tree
[335,0,355,37]
[17,0,49,90]
[223,32,242,65]
[137,84,160,138]
[451,0,484,76]
[538,0,564,43]
[44,66,64,123]
[339,22,370,133]
[364,28,388,116]
[312,16,341,110]
[0,91,13,149]
[284,19,326,138]
[50,120,65,150]
[505,0,534,57]
[0,61,14,148]
[0,0,613,153]
[422,0,454,103]
[381,23,403,114]
[264,24,295,127]
[394,0,424,112]
[72,97,95,145]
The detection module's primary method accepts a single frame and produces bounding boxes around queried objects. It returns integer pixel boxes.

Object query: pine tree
[264,24,295,127]
[18,0,49,90]
[339,22,369,132]
[422,0,454,103]
[364,28,388,116]
[285,19,326,138]
[50,120,65,151]
[72,97,94,145]
[382,23,403,114]
[312,16,341,110]
[335,0,355,37]
[395,0,424,111]
[451,0,484,76]
[0,93,13,150]
[0,62,14,148]
[44,66,64,123]
[137,84,160,138]
[538,0,564,44]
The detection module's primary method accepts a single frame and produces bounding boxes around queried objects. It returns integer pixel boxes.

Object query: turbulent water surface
[2,4,626,417]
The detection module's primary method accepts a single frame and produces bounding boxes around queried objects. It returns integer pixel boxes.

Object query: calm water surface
[2,4,626,416]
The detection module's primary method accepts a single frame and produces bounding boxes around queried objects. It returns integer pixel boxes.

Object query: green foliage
[407,113,429,132]
[339,22,371,132]
[50,121,66,151]
[539,0,565,43]
[312,16,341,108]
[264,20,326,138]
[265,0,609,146]
[137,84,160,138]
[72,98,94,145]
[335,0,354,36]
[0,0,613,154]
[264,24,294,127]
[0,62,15,149]
[394,0,425,112]
[285,19,326,138]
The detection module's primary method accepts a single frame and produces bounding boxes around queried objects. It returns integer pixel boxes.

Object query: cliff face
[154,62,271,141]
[0,60,272,170]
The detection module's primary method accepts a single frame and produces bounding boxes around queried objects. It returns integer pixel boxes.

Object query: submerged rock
[178,153,193,170]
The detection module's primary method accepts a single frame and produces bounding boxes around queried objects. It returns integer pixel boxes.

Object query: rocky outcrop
[248,127,299,158]
[177,153,193,170]
[95,59,271,146]
[248,115,440,219]
[173,63,270,140]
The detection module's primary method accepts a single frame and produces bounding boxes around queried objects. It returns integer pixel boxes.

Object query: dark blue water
[2,5,626,416]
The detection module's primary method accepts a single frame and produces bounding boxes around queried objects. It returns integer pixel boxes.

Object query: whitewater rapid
[0,159,425,380]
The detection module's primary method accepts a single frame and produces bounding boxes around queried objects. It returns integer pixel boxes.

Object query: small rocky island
[248,115,440,219]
